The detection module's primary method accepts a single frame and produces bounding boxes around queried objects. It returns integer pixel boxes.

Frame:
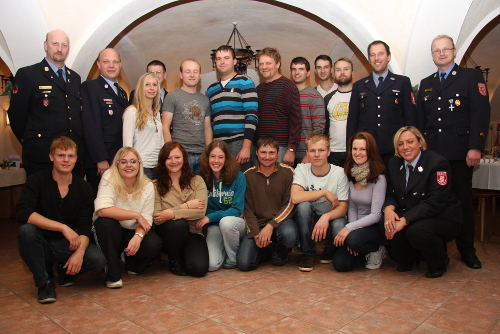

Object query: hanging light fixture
[465,52,490,82]
[210,22,259,75]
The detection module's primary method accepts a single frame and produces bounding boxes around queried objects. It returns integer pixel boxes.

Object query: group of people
[8,29,490,305]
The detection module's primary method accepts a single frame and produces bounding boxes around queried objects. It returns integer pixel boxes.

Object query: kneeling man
[17,136,106,303]
[291,132,348,271]
[238,136,298,271]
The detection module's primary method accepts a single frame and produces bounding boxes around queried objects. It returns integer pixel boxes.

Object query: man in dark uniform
[417,34,490,269]
[7,29,84,176]
[81,48,129,196]
[346,40,417,166]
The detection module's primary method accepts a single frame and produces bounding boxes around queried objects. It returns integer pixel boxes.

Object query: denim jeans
[206,216,246,271]
[226,140,253,172]
[18,224,106,287]
[333,224,386,272]
[327,151,347,168]
[188,152,202,175]
[295,201,347,256]
[237,218,298,271]
[143,167,155,180]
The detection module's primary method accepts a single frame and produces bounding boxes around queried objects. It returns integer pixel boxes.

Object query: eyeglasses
[432,48,455,55]
[118,159,139,165]
[149,71,165,74]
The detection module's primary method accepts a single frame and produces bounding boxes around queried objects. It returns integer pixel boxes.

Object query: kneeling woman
[384,126,462,278]
[333,132,387,272]
[93,147,162,288]
[153,142,209,277]
[197,140,246,271]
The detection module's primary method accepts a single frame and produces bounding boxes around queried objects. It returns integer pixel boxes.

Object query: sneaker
[106,279,123,289]
[272,252,288,266]
[223,262,237,269]
[298,254,314,272]
[38,280,57,304]
[57,264,74,287]
[365,246,386,269]
[169,260,188,276]
[319,250,334,264]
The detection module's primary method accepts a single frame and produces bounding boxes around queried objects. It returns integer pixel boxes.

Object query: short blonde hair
[431,34,455,50]
[393,126,427,157]
[305,132,330,150]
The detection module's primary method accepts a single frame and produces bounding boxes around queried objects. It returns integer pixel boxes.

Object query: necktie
[114,83,125,105]
[377,76,383,93]
[57,68,65,86]
[440,72,446,86]
[406,164,414,188]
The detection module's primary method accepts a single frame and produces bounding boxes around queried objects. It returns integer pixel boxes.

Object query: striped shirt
[206,74,258,143]
[255,76,301,149]
[297,86,326,159]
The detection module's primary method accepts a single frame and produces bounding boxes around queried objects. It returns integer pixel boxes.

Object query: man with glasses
[417,34,490,270]
[81,48,129,196]
[129,60,168,108]
[346,40,417,166]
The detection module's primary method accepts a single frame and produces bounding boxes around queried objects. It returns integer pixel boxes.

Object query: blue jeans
[333,224,386,272]
[295,201,347,256]
[206,216,246,271]
[226,140,253,172]
[143,167,155,180]
[18,224,106,287]
[237,218,298,271]
[188,152,202,175]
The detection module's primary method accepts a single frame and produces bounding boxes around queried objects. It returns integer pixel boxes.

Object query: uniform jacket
[384,150,462,225]
[346,71,417,154]
[7,59,83,162]
[81,76,129,168]
[417,64,490,161]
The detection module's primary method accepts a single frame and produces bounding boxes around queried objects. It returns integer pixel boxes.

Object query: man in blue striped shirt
[206,45,258,171]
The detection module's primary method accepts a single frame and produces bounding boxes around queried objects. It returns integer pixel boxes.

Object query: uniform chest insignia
[395,98,399,104]
[480,132,486,137]
[44,94,48,97]
[437,171,448,185]
[359,92,366,97]
[67,79,70,83]
[365,79,369,83]
[452,71,456,75]
[418,166,423,172]
[67,70,71,75]
[400,165,403,170]
[455,100,461,106]
[39,86,52,89]
[392,90,400,93]
[433,74,437,78]
[12,85,18,94]
[104,84,109,89]
[43,98,49,107]
[424,95,429,101]
[44,67,49,71]
[109,109,113,115]
[390,77,395,80]
[424,88,432,92]
[413,192,417,195]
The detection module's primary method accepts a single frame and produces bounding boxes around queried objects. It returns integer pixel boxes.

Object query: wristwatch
[135,232,144,239]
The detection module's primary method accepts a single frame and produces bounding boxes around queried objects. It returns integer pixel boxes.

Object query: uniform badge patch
[12,85,18,94]
[478,83,487,96]
[109,109,113,115]
[437,171,447,185]
[43,98,49,107]
[395,98,399,105]
[480,132,486,137]
[410,92,416,105]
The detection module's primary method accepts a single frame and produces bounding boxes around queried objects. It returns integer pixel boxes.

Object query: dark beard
[337,77,352,85]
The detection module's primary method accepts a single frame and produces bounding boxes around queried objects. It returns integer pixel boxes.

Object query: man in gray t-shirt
[162,58,212,174]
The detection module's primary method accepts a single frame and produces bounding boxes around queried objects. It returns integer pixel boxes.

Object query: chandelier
[210,22,258,75]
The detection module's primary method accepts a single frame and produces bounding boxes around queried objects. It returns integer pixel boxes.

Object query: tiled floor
[1,217,500,334]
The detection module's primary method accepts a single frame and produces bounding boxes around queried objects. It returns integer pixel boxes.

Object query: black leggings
[93,217,162,281]
[155,219,209,277]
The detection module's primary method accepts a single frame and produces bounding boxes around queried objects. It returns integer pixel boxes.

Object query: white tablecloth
[0,168,26,188]
[472,163,500,190]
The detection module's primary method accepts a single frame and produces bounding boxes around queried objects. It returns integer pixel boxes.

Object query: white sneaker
[365,246,386,269]
[106,279,123,289]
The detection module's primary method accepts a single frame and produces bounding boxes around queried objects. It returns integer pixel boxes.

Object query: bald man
[81,48,129,196]
[8,30,84,176]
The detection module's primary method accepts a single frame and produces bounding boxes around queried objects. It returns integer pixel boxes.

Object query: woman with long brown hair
[153,142,209,276]
[332,132,387,272]
[197,140,246,271]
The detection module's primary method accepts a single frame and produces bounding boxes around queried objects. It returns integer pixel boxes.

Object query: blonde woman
[93,147,162,288]
[123,73,163,179]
